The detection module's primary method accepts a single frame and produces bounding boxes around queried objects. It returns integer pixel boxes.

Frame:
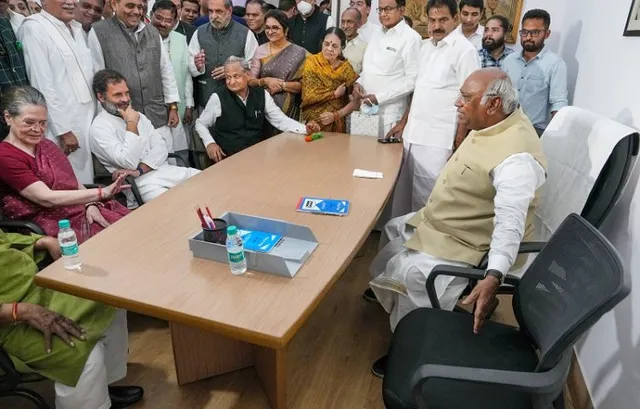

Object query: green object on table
[305,132,323,142]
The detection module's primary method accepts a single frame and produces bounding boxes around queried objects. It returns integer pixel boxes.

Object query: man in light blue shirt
[503,9,568,135]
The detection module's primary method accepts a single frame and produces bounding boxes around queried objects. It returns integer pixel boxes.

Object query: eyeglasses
[376,6,399,14]
[519,29,544,38]
[265,25,282,32]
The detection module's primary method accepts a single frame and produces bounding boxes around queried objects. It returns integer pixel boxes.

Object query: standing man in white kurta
[18,0,97,184]
[386,0,479,218]
[351,0,421,140]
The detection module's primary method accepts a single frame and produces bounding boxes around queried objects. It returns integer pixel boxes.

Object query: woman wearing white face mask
[288,0,336,54]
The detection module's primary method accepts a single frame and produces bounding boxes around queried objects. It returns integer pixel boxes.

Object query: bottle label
[61,243,79,257]
[228,250,245,263]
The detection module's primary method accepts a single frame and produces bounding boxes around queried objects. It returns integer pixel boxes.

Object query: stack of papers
[237,229,282,253]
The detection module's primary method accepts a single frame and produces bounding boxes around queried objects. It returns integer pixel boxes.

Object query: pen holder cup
[202,219,228,244]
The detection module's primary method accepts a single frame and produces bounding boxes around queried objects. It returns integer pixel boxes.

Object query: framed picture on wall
[623,0,640,36]
[404,0,524,43]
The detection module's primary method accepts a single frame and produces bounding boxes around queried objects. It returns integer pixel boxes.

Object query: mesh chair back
[513,214,629,372]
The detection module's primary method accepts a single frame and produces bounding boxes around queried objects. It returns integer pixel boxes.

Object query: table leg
[169,322,288,409]
[170,322,253,385]
[253,344,287,409]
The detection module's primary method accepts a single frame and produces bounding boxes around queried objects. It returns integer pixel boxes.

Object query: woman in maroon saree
[0,86,129,242]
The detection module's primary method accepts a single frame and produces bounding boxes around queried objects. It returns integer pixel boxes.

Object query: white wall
[520,1,640,408]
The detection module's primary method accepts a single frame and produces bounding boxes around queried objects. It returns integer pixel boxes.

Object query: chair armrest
[83,183,103,189]
[125,176,144,207]
[0,220,46,236]
[168,153,188,167]
[411,352,571,403]
[426,265,486,309]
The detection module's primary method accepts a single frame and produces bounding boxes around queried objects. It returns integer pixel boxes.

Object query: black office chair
[0,222,52,409]
[382,214,630,409]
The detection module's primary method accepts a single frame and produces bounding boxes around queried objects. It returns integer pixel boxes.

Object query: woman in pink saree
[0,86,130,242]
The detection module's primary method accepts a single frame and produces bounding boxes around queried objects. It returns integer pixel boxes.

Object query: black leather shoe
[371,355,387,379]
[362,288,380,304]
[109,385,144,408]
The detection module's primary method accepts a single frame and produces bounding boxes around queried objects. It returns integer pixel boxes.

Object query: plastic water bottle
[58,219,82,270]
[226,225,247,275]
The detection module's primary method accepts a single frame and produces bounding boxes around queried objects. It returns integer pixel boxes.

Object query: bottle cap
[58,219,71,229]
[227,225,237,235]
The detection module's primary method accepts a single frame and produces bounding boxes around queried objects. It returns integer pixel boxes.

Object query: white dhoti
[54,309,128,409]
[389,142,451,219]
[369,213,470,331]
[128,164,200,207]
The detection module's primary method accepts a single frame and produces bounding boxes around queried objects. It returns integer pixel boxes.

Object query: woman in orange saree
[300,28,360,133]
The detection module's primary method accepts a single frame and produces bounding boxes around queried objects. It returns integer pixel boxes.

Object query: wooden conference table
[36,132,403,409]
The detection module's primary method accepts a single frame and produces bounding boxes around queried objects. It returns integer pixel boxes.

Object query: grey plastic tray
[188,212,318,278]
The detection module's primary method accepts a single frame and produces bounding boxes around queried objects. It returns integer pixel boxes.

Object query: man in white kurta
[18,8,97,184]
[351,0,421,140]
[368,69,547,378]
[90,69,200,208]
[387,0,479,218]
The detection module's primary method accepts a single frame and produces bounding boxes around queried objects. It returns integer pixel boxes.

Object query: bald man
[368,68,548,378]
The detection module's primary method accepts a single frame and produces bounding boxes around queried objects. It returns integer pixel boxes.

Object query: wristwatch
[168,103,178,111]
[484,269,505,285]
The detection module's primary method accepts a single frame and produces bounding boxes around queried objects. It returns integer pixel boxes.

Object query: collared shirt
[343,35,367,74]
[403,28,480,149]
[358,20,377,43]
[195,89,306,147]
[187,21,258,78]
[502,47,569,130]
[162,35,194,108]
[456,23,484,50]
[90,110,169,174]
[357,19,421,116]
[87,20,181,105]
[478,46,514,69]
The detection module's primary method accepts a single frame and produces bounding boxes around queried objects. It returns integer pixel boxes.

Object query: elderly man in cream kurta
[18,4,97,184]
[369,69,547,355]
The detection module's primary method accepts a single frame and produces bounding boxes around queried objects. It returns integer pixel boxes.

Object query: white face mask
[297,1,313,15]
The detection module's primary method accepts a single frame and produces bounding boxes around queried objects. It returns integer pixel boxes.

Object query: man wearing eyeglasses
[502,9,568,136]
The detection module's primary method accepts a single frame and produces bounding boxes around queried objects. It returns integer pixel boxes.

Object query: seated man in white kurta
[90,69,200,208]
[367,69,548,378]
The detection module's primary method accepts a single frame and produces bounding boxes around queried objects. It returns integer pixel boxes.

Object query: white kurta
[391,29,480,218]
[356,19,421,137]
[18,11,97,184]
[456,23,484,50]
[370,153,547,331]
[90,110,200,207]
[163,33,194,152]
